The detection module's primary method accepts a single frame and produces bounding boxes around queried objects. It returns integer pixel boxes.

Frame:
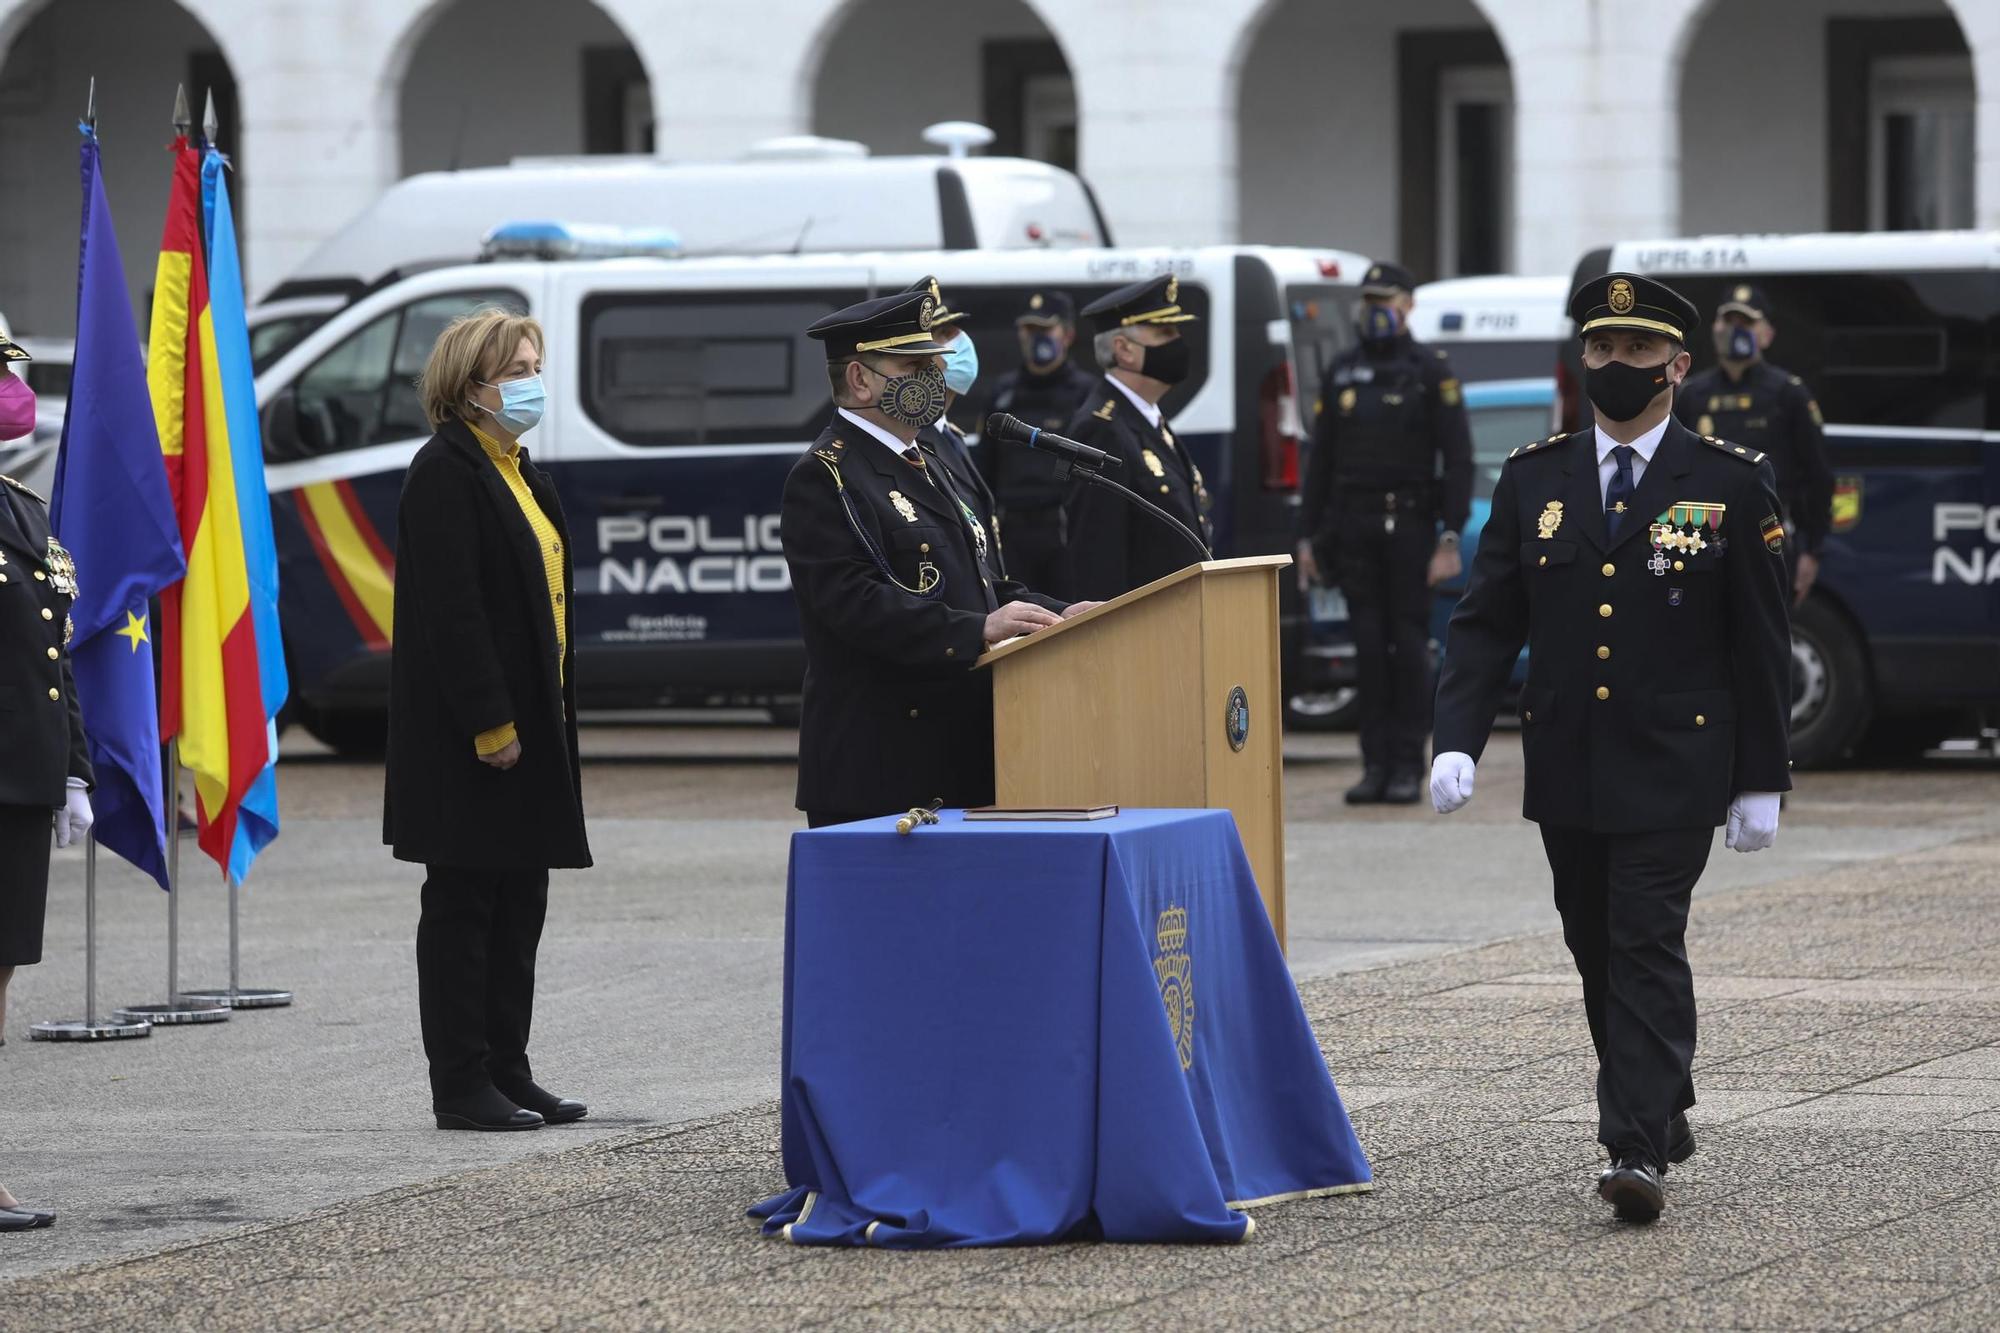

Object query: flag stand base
[181,986,292,1009]
[113,1001,229,1025]
[30,1018,151,1041]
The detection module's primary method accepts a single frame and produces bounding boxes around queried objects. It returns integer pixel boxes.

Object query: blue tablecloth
[749,808,1371,1247]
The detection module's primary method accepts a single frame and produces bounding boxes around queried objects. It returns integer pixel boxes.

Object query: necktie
[1605,445,1637,539]
[901,445,938,491]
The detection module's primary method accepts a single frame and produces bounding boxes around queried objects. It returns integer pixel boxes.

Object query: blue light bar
[481,220,684,261]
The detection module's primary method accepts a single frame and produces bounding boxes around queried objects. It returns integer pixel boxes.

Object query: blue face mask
[1723,325,1758,360]
[476,373,546,435]
[1358,303,1401,344]
[939,333,979,396]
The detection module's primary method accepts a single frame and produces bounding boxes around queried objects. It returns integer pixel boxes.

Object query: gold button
[41,608,53,621]
[1596,645,1610,660]
[48,687,60,701]
[946,647,956,658]
[908,709,919,719]
[555,593,564,604]
[47,646,59,660]
[1674,560,1684,571]
[920,543,930,554]
[1159,485,1170,494]
[0,572,7,583]
[1695,714,1707,727]
[1537,555,1547,567]
[1600,563,1615,577]
[34,569,46,581]
[1734,446,1747,454]
[1595,686,1610,701]
[1598,603,1612,618]
[1523,710,1533,722]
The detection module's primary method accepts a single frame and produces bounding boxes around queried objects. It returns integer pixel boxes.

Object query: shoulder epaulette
[1091,398,1117,421]
[1787,374,1803,386]
[1505,432,1567,462]
[0,473,45,504]
[1700,433,1766,465]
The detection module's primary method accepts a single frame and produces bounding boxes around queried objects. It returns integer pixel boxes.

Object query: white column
[1044,0,1260,247]
[1495,0,1705,276]
[1954,1,2000,230]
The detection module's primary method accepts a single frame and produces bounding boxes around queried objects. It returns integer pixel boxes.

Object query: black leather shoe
[1382,771,1423,804]
[1345,770,1389,805]
[497,1081,588,1125]
[434,1087,544,1132]
[0,1209,40,1232]
[1598,1156,1665,1222]
[1667,1113,1695,1166]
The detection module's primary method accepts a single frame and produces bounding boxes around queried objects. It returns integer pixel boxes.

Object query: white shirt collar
[1594,415,1671,467]
[1105,373,1163,430]
[836,406,917,461]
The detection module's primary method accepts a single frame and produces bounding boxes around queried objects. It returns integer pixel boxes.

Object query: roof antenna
[172,82,191,138]
[791,216,815,255]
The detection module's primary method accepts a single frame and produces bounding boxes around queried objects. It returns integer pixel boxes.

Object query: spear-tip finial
[84,76,97,132]
[202,88,219,142]
[172,83,191,136]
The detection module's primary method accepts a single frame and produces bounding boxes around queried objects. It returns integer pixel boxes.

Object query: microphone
[984,413,1121,472]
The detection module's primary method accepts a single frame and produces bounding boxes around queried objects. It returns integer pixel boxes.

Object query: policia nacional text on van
[1432,273,1792,1224]
[779,289,1093,828]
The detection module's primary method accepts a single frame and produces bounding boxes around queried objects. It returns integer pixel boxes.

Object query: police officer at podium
[1061,274,1214,602]
[1297,261,1472,805]
[781,288,1084,828]
[982,290,1098,591]
[1673,285,1834,605]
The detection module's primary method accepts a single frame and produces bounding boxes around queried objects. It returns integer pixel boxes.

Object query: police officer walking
[1062,275,1213,601]
[780,288,1085,828]
[1297,261,1472,805]
[1673,286,1834,606]
[1431,273,1793,1223]
[981,291,1098,592]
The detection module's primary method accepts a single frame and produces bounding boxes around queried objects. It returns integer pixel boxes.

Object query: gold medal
[1142,449,1166,478]
[1536,500,1564,540]
[889,490,917,523]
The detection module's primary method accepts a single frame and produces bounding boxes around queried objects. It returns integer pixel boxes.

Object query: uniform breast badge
[1142,449,1167,478]
[1536,500,1564,539]
[1153,905,1194,1071]
[889,490,918,524]
[44,537,79,597]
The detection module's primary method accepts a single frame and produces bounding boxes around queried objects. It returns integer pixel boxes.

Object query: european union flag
[49,123,186,891]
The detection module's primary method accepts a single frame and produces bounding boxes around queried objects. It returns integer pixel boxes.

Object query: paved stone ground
[7,821,1997,1330]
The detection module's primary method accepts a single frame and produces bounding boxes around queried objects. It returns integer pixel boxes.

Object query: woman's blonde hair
[417,307,546,429]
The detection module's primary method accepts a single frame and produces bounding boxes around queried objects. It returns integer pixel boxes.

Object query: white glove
[53,778,94,849]
[1430,752,1476,814]
[1724,791,1781,853]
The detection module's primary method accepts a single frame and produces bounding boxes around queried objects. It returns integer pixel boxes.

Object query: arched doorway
[810,0,1076,169]
[1234,0,1513,279]
[395,0,654,176]
[1677,0,1975,234]
[0,0,238,336]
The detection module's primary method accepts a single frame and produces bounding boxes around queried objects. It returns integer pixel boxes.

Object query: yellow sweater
[469,422,567,756]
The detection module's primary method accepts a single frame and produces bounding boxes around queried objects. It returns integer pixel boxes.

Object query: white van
[251,240,1369,750]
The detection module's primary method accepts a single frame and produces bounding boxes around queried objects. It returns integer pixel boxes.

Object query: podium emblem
[1154,906,1194,1071]
[1225,685,1249,752]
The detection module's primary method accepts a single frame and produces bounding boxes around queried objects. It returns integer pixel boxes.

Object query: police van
[1564,232,2000,764]
[255,234,1366,751]
[1289,275,1565,729]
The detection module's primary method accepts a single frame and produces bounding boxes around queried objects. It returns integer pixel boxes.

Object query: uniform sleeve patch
[1760,513,1784,553]
[1807,399,1823,426]
[1439,378,1461,407]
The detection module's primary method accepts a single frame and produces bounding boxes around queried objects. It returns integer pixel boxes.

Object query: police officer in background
[781,289,1087,828]
[1062,275,1214,602]
[1432,273,1792,1223]
[1673,286,1834,606]
[1297,261,1472,805]
[981,291,1098,591]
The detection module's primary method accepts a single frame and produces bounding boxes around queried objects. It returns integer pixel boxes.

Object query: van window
[581,293,864,447]
[250,313,331,375]
[1664,270,1996,431]
[271,289,523,463]
[1285,285,1356,410]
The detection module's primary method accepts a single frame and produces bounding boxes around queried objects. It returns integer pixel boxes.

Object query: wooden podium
[977,555,1291,947]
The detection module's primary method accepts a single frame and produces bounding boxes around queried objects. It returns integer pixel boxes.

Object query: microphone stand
[1061,460,1212,565]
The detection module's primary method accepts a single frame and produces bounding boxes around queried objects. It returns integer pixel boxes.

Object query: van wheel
[1788,597,1870,768]
[300,705,388,758]
[1286,688,1357,732]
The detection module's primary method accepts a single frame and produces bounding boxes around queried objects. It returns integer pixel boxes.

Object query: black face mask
[1583,356,1677,423]
[1137,336,1191,386]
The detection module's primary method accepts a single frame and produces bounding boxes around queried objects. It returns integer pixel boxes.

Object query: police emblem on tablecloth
[1142,448,1166,478]
[1225,685,1249,752]
[889,490,917,523]
[44,536,79,597]
[1607,278,1635,314]
[1536,500,1563,539]
[1154,905,1194,1071]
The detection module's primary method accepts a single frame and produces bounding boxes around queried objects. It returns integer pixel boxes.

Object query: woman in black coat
[385,309,591,1132]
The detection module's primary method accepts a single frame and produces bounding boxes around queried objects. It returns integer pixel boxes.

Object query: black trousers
[997,506,1067,599]
[1540,824,1713,1170]
[0,804,53,966]
[416,865,549,1102]
[1336,503,1437,774]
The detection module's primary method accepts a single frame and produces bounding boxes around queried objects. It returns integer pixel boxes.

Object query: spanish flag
[148,134,269,875]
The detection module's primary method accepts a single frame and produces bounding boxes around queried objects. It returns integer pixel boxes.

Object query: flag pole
[116,739,227,1024]
[33,832,152,1042]
[178,86,291,1013]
